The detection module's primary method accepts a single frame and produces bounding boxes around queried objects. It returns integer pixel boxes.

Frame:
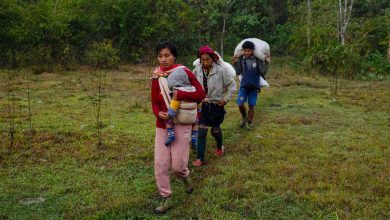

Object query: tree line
[0,0,389,77]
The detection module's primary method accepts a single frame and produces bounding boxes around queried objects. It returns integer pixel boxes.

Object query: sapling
[7,70,17,148]
[86,40,118,147]
[26,66,33,137]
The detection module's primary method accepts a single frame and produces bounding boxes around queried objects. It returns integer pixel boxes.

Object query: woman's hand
[172,90,178,100]
[202,98,210,103]
[218,99,227,106]
[158,111,169,120]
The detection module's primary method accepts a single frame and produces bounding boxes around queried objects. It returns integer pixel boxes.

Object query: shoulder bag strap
[158,76,172,109]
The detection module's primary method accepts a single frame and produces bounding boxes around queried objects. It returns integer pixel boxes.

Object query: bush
[360,52,390,77]
[86,40,120,69]
[302,44,361,78]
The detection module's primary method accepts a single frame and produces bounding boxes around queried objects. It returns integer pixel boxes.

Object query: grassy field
[0,61,389,219]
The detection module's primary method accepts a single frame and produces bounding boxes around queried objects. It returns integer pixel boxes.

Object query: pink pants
[154,125,191,197]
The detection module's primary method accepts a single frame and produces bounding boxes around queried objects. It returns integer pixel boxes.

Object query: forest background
[1,0,389,77]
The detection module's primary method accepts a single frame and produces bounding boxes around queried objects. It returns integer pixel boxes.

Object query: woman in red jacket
[151,41,206,214]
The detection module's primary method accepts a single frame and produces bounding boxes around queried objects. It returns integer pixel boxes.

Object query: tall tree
[388,40,390,62]
[218,0,235,57]
[337,0,354,45]
[306,0,311,52]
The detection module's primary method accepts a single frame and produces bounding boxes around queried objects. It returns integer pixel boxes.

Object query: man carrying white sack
[233,41,269,129]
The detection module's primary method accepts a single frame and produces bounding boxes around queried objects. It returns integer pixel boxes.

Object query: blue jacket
[235,56,268,90]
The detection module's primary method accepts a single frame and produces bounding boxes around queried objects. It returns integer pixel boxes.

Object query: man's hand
[218,99,227,106]
[265,53,271,63]
[158,111,169,120]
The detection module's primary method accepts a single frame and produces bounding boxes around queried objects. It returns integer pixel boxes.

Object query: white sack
[234,38,271,62]
[193,58,200,67]
[259,76,269,88]
[193,51,236,78]
[238,75,270,89]
[222,61,236,77]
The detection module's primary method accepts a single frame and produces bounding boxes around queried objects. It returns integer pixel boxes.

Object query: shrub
[360,52,390,77]
[86,40,120,69]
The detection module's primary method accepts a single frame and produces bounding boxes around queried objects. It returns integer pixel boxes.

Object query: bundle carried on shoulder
[235,38,271,88]
[193,51,236,77]
[234,38,271,62]
[158,75,198,125]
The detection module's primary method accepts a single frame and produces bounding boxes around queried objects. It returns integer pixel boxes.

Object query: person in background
[192,45,236,166]
[151,41,206,214]
[233,41,268,129]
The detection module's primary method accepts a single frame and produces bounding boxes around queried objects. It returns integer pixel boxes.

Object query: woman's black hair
[156,41,177,58]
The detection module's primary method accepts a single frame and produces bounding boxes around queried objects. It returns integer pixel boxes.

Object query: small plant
[87,70,109,148]
[25,66,34,142]
[95,70,104,147]
[7,70,17,148]
[86,40,116,147]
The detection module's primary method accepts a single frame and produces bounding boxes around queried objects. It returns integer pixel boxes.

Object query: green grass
[0,62,389,219]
